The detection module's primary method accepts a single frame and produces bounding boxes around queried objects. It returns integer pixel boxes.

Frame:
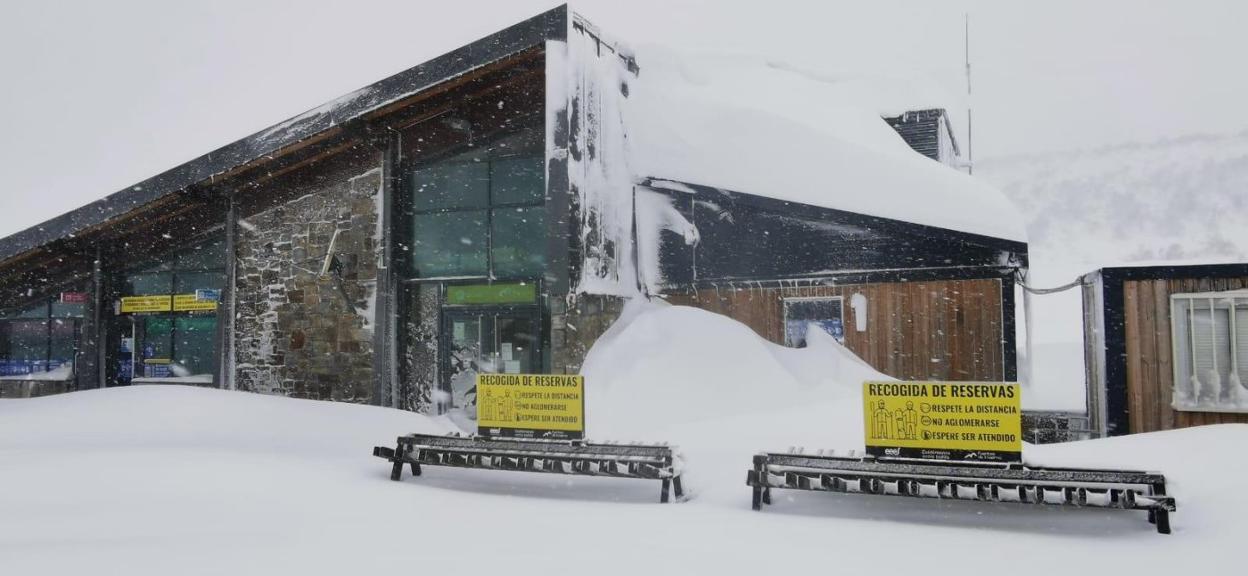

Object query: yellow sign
[863,381,1021,462]
[476,373,584,439]
[120,294,218,313]
[120,295,172,313]
[173,293,218,312]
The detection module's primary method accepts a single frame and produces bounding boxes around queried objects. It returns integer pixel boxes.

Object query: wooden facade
[1120,275,1248,433]
[665,278,1007,382]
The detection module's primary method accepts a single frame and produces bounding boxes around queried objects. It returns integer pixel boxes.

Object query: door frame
[438,303,543,410]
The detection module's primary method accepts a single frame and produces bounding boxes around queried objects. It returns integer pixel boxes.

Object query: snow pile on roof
[625,46,1026,243]
[4,308,1248,572]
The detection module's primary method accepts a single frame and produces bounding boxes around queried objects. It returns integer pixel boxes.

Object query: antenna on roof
[964,12,974,175]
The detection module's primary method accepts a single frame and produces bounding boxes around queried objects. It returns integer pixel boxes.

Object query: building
[0,6,1028,409]
[1082,262,1248,436]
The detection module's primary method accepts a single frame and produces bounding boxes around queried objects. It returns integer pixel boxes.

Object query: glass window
[174,316,217,375]
[50,301,85,318]
[142,316,174,361]
[2,301,49,320]
[1172,294,1248,411]
[491,207,546,278]
[412,211,489,277]
[491,156,544,205]
[128,273,173,296]
[175,271,223,294]
[0,295,82,378]
[6,321,48,362]
[49,320,78,364]
[405,123,545,280]
[411,161,490,211]
[783,297,845,347]
[171,238,225,270]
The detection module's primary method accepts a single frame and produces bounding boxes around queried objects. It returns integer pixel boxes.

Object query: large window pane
[127,273,172,296]
[6,321,47,362]
[491,156,544,205]
[49,320,77,365]
[171,238,225,270]
[413,211,488,277]
[411,161,489,211]
[175,271,223,294]
[492,206,546,278]
[2,301,48,320]
[175,316,217,376]
[50,301,85,318]
[142,316,174,361]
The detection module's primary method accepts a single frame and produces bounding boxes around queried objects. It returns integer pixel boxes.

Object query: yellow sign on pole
[120,295,172,313]
[476,374,584,439]
[863,381,1022,462]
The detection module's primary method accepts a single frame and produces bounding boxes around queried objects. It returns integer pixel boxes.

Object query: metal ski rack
[746,450,1176,534]
[374,433,685,502]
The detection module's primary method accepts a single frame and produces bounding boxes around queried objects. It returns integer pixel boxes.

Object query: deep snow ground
[3,305,1245,574]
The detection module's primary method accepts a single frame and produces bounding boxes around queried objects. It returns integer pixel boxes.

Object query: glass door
[440,308,540,414]
[444,312,484,411]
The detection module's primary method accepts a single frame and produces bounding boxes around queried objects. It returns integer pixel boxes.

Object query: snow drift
[4,303,1248,575]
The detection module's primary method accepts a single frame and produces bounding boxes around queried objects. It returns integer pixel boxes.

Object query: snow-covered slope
[981,130,1248,273]
[3,303,1246,574]
[978,130,1248,411]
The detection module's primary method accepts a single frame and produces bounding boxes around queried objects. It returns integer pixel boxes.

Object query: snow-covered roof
[625,46,1027,243]
[0,6,1025,269]
[0,7,566,266]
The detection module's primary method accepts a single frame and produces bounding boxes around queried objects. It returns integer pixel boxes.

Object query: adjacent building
[1082,262,1248,436]
[0,6,1029,412]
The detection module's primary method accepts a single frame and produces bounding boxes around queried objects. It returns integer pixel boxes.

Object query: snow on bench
[746,449,1176,534]
[374,433,685,503]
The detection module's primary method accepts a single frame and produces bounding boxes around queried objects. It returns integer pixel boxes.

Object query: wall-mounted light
[850,293,868,332]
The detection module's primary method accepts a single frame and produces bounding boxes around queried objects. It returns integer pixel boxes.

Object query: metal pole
[373,135,399,408]
[216,191,238,390]
[1022,271,1034,386]
[92,246,106,389]
[965,13,974,175]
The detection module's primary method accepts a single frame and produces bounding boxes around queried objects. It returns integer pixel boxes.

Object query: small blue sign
[195,289,221,302]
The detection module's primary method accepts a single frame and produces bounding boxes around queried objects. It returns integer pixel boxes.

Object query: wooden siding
[1122,276,1248,432]
[665,278,1005,382]
[885,110,943,162]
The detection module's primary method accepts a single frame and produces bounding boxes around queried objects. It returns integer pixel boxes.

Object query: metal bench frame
[746,451,1176,534]
[375,433,684,503]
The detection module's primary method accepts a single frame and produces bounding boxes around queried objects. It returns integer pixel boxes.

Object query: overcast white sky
[2,0,1246,237]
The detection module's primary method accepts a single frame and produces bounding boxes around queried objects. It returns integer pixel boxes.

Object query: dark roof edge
[1096,262,1248,281]
[639,176,1029,261]
[0,4,569,265]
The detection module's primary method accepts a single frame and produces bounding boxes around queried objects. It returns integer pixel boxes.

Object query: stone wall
[398,283,439,413]
[234,151,383,403]
[551,293,625,375]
